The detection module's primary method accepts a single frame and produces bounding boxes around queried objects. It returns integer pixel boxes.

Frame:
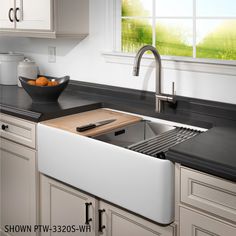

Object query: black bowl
[19,76,70,103]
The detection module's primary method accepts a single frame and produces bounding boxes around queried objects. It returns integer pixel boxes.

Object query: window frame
[103,0,236,74]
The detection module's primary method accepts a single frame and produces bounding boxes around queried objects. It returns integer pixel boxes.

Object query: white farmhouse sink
[38,121,175,224]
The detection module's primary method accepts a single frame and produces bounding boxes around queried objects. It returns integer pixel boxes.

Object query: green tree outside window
[121,0,236,60]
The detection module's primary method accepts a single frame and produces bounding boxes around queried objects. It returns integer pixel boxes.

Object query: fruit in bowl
[27,76,60,87]
[19,76,70,103]
[35,76,49,86]
[47,80,59,86]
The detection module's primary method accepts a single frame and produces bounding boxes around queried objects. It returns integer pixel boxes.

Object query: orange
[47,80,59,86]
[27,80,36,86]
[36,76,49,86]
[51,81,59,86]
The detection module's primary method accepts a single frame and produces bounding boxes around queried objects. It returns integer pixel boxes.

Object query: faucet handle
[172,82,176,96]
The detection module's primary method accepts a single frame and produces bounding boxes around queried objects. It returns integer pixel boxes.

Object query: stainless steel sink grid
[94,120,202,159]
[128,127,202,158]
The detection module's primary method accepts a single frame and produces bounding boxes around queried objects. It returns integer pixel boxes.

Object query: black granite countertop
[167,126,236,182]
[0,84,102,121]
[1,81,236,182]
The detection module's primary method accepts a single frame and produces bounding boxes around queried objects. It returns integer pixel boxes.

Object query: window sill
[102,51,236,76]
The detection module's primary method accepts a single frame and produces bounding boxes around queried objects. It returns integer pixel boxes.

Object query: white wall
[1,0,236,104]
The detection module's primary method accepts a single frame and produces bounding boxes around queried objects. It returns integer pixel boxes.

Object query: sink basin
[38,120,177,224]
[94,120,175,148]
[38,120,175,224]
[38,114,203,225]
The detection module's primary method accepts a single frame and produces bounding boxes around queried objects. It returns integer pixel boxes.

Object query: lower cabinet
[0,138,37,236]
[175,164,236,236]
[40,175,176,236]
[40,175,97,236]
[99,201,176,236]
[180,207,236,236]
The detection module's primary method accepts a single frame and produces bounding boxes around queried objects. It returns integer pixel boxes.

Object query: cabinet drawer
[180,167,236,223]
[180,207,236,236]
[0,114,36,148]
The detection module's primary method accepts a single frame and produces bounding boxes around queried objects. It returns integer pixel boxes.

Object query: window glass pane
[156,0,192,17]
[196,20,236,60]
[156,20,193,56]
[122,0,152,17]
[122,18,152,53]
[197,0,236,17]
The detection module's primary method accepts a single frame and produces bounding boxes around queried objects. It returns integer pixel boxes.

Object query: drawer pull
[15,7,20,22]
[98,209,106,232]
[8,8,14,22]
[85,202,92,225]
[1,124,9,131]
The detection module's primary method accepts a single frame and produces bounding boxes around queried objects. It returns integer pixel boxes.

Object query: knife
[76,118,116,132]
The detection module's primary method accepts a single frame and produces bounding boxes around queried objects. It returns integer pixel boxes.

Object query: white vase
[0,52,24,85]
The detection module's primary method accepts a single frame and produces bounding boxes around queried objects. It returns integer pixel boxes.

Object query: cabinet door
[0,138,37,236]
[180,207,236,236]
[0,0,15,29]
[40,175,97,236]
[15,0,52,30]
[99,201,175,236]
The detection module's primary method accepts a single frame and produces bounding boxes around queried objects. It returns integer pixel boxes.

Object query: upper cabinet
[0,0,15,29]
[15,0,52,31]
[0,0,89,38]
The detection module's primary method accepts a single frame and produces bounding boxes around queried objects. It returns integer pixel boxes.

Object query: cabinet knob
[1,124,9,131]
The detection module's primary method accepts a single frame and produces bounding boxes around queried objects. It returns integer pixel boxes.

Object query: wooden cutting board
[41,108,142,137]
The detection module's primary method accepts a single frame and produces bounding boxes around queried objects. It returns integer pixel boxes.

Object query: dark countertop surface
[1,82,236,182]
[167,127,236,182]
[0,84,102,121]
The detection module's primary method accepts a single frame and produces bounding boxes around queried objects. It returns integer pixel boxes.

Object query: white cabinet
[0,138,37,236]
[0,113,36,148]
[0,0,15,29]
[0,0,51,30]
[40,174,176,236]
[180,207,236,236]
[174,164,236,236]
[0,113,37,236]
[180,167,236,223]
[15,0,51,30]
[0,0,89,38]
[40,174,97,236]
[99,201,176,236]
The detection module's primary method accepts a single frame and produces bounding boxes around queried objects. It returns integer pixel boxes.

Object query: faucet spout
[133,66,140,76]
[133,45,176,113]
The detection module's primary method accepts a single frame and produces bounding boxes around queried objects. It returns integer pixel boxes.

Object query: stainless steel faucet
[133,45,176,113]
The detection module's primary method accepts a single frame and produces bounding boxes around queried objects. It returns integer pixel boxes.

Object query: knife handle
[76,124,97,132]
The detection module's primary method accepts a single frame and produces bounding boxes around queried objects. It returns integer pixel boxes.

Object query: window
[121,0,236,60]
